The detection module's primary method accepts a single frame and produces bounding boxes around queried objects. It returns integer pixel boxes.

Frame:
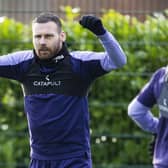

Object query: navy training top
[0,31,126,160]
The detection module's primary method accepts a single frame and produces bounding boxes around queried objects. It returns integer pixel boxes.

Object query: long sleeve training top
[0,31,126,160]
[128,67,168,167]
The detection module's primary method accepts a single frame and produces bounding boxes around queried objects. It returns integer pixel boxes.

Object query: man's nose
[39,37,46,45]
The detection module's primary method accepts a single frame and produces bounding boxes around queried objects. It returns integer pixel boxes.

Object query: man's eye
[35,35,41,39]
[46,35,53,39]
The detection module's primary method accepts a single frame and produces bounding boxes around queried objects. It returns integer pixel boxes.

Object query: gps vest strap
[21,55,90,97]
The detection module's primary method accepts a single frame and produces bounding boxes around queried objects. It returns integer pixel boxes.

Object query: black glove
[79,15,106,36]
[148,134,157,158]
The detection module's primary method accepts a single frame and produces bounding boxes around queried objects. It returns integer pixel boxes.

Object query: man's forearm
[99,31,126,68]
[128,98,159,133]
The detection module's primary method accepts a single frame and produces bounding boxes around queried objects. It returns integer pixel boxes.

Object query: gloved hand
[148,134,157,158]
[79,15,106,36]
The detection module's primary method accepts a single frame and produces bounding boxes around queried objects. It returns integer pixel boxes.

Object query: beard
[39,48,51,58]
[38,47,57,59]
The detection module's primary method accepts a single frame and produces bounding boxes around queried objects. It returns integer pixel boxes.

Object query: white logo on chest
[45,75,50,81]
[33,74,61,87]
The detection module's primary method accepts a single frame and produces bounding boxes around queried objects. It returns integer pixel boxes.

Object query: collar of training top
[33,42,70,66]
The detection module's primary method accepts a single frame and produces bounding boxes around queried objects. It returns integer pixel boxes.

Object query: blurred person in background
[0,13,126,168]
[128,66,168,168]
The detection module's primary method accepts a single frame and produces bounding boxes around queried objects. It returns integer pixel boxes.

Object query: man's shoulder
[70,51,103,61]
[6,50,34,64]
[152,67,166,81]
[11,50,33,57]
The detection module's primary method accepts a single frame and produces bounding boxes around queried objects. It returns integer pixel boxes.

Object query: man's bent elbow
[127,103,135,119]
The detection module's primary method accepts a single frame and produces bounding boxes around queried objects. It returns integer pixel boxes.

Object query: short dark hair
[32,13,62,32]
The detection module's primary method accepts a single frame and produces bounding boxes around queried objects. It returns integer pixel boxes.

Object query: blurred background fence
[0,0,168,22]
[0,0,168,167]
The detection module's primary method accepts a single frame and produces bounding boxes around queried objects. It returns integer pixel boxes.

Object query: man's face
[32,21,66,59]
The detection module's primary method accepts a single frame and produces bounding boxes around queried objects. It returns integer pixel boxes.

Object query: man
[0,13,126,167]
[128,67,168,168]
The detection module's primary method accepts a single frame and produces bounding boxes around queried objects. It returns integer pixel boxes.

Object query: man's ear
[60,31,66,42]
